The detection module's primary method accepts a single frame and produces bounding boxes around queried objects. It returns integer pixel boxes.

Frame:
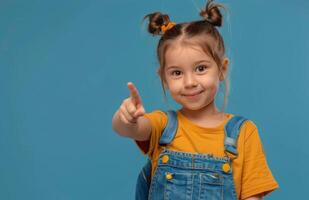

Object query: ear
[219,57,229,81]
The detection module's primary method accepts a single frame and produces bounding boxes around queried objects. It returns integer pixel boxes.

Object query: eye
[196,65,208,73]
[171,70,182,76]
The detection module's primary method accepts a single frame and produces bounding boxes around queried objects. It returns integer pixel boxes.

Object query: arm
[112,82,151,141]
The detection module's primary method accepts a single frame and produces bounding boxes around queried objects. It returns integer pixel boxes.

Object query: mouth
[182,90,204,97]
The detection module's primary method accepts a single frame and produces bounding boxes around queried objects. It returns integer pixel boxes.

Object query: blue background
[1,0,308,199]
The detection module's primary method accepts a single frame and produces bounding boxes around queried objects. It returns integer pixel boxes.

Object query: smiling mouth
[182,90,203,96]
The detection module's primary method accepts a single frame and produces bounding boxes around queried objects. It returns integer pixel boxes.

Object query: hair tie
[160,21,176,34]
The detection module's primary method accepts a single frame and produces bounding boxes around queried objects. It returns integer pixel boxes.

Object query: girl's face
[163,44,228,111]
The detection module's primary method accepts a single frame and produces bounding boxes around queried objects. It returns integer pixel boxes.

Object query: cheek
[201,76,219,88]
[166,80,182,93]
[169,84,180,93]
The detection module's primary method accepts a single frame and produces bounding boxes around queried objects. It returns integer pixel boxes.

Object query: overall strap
[224,115,248,158]
[159,110,178,145]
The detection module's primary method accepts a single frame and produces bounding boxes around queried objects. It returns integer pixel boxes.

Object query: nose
[183,73,198,88]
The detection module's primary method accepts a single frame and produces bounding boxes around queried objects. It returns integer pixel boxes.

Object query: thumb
[134,106,145,118]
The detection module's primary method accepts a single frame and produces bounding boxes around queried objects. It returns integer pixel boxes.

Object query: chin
[181,103,207,111]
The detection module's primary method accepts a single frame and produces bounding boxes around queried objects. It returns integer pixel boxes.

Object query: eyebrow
[166,60,211,70]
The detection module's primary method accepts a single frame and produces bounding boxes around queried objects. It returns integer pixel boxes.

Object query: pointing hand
[118,82,146,124]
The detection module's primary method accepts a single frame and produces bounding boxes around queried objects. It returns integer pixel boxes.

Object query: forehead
[164,44,212,66]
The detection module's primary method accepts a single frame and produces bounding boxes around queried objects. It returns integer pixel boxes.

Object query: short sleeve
[240,122,279,199]
[134,110,167,158]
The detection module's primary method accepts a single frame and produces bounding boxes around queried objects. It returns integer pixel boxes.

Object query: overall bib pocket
[164,171,194,200]
[198,171,224,199]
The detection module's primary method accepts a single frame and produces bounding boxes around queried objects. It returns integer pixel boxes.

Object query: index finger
[127,82,143,106]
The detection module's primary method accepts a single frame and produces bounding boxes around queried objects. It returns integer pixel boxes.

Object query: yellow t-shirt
[134,110,279,200]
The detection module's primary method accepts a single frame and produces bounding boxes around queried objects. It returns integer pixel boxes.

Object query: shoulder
[228,113,258,129]
[231,116,266,151]
[243,119,258,133]
[228,113,260,140]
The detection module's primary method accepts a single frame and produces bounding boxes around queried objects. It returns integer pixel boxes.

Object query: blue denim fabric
[135,159,152,200]
[135,110,247,200]
[148,148,237,200]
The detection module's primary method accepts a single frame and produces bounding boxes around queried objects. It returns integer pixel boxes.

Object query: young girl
[112,0,279,199]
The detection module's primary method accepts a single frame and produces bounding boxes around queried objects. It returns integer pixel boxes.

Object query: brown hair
[143,0,229,112]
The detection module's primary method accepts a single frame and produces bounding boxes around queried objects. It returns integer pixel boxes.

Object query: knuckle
[127,105,136,114]
[124,98,134,107]
[120,106,128,115]
[120,113,130,125]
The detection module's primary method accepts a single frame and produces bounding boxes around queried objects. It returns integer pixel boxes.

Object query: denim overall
[135,110,248,200]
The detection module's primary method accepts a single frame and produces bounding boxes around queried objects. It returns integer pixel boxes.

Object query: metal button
[222,163,231,173]
[165,172,173,180]
[162,155,169,164]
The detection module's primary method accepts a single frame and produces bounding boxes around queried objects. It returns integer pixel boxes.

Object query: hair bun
[199,0,223,27]
[143,12,171,35]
